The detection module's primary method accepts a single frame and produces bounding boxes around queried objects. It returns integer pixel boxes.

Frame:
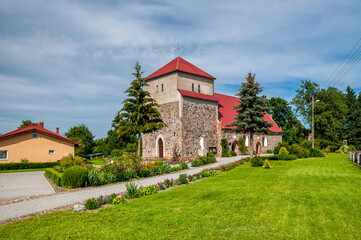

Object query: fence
[349,151,361,167]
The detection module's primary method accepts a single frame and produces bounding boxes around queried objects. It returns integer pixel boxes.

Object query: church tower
[142,57,220,159]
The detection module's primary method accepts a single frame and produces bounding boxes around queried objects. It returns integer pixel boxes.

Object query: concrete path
[0,155,271,222]
[0,171,55,198]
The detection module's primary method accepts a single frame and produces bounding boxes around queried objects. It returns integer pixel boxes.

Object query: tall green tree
[268,97,308,144]
[227,72,272,158]
[18,120,38,128]
[65,124,95,156]
[292,80,320,126]
[344,86,361,149]
[115,62,166,157]
[314,87,347,145]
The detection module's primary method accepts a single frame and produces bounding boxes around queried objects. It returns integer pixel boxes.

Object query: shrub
[155,165,171,175]
[210,170,222,176]
[191,159,202,167]
[157,182,166,190]
[200,169,211,178]
[309,148,326,157]
[177,174,188,185]
[0,161,59,170]
[60,154,86,168]
[155,160,165,166]
[238,137,248,155]
[45,168,63,186]
[221,138,228,156]
[170,165,182,172]
[207,152,215,161]
[324,146,331,154]
[277,154,297,160]
[84,198,99,210]
[138,185,158,197]
[107,173,117,183]
[273,142,290,154]
[88,169,101,186]
[125,182,138,199]
[250,156,264,167]
[112,194,127,204]
[289,144,309,158]
[263,159,272,169]
[279,147,289,155]
[266,149,272,154]
[229,151,237,156]
[61,166,89,188]
[180,162,189,170]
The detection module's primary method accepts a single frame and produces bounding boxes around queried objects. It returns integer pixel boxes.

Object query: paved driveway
[0,171,55,198]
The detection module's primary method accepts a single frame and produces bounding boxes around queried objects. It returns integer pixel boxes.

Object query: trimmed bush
[250,156,264,167]
[0,161,59,170]
[45,168,63,186]
[309,148,326,157]
[289,144,310,158]
[278,154,297,161]
[279,147,289,155]
[273,142,290,154]
[263,159,272,169]
[60,154,86,168]
[61,166,89,188]
[207,152,215,161]
[229,151,237,156]
[266,149,272,154]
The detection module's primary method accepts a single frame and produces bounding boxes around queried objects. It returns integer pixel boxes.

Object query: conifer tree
[227,72,272,158]
[115,62,166,157]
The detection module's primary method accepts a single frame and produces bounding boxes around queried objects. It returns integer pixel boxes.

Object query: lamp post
[312,96,320,149]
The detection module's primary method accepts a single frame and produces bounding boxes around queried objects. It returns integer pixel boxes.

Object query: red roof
[214,93,282,133]
[147,57,216,80]
[178,89,219,102]
[0,125,81,147]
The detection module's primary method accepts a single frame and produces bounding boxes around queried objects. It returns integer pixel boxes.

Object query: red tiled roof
[178,89,219,102]
[147,57,216,80]
[214,93,282,133]
[0,125,81,147]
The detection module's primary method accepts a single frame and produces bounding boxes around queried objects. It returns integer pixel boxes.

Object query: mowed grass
[1,154,361,239]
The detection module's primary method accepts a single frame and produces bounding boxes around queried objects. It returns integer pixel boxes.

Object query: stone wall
[181,97,219,159]
[142,101,182,159]
[221,129,282,154]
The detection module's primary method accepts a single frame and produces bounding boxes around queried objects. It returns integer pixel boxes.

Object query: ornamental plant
[157,182,166,190]
[163,178,174,188]
[138,185,158,197]
[84,198,99,210]
[263,159,272,169]
[125,182,139,199]
[112,194,126,204]
[61,166,89,188]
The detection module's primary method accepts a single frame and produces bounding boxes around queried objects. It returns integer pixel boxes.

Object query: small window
[49,150,55,155]
[192,83,194,92]
[209,147,217,154]
[156,85,158,93]
[198,85,200,93]
[161,84,164,92]
[0,150,8,160]
[32,133,38,138]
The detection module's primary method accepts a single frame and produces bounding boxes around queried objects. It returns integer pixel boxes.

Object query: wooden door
[158,138,163,158]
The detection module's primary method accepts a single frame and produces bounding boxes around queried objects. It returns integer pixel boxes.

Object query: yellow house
[0,122,81,163]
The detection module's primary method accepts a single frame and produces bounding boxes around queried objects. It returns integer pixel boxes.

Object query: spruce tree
[115,62,166,157]
[227,72,272,158]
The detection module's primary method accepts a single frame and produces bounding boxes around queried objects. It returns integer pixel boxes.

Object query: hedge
[44,168,63,186]
[0,161,59,170]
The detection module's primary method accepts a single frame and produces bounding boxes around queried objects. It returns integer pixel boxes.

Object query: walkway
[0,155,270,222]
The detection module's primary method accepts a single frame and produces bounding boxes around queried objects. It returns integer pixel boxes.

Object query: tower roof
[146,57,216,80]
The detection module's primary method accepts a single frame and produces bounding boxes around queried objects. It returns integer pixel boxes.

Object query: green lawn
[1,154,361,239]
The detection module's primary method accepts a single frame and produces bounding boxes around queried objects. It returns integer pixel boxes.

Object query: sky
[1,0,361,139]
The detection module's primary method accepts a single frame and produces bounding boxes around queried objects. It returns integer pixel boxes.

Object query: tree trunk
[137,133,141,158]
[249,131,254,159]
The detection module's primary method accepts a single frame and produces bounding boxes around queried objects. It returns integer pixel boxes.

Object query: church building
[142,57,282,159]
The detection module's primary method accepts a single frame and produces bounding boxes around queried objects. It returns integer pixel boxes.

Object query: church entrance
[256,142,261,154]
[158,138,163,158]
[231,141,238,153]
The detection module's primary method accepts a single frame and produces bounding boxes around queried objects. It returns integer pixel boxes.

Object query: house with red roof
[0,122,80,163]
[142,57,282,159]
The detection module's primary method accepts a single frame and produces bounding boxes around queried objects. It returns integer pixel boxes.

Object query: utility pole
[312,96,314,149]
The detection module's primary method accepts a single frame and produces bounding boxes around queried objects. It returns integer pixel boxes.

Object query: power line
[323,37,361,88]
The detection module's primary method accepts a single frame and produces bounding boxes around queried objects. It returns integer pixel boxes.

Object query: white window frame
[0,150,8,160]
[49,150,55,155]
[32,133,38,138]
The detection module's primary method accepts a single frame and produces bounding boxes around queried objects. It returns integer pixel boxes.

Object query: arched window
[156,85,158,93]
[263,136,268,147]
[243,135,249,146]
[192,83,194,92]
[198,85,200,93]
[161,84,164,92]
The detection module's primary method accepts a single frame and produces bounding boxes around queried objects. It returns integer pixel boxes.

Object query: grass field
[1,154,360,239]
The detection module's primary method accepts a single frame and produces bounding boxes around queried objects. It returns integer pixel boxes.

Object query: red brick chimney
[39,122,44,128]
[56,127,59,134]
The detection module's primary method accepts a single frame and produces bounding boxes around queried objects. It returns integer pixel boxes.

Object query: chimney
[270,114,272,118]
[56,127,59,134]
[39,122,44,128]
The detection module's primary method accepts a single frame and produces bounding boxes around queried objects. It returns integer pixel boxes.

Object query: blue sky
[1,0,361,139]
